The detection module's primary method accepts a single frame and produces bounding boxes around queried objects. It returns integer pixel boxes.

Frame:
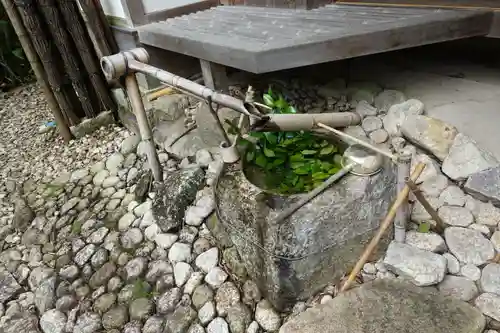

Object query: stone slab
[280,279,485,333]
[465,166,500,207]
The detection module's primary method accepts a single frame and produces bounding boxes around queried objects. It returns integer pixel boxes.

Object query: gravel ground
[1,82,500,333]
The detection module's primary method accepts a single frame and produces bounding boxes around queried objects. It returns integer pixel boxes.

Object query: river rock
[255,300,281,331]
[214,161,396,309]
[465,166,500,207]
[74,312,102,333]
[374,90,406,113]
[383,99,424,136]
[480,263,500,295]
[437,275,478,301]
[401,115,457,161]
[3,315,41,333]
[383,242,446,286]
[0,266,22,302]
[445,227,495,266]
[152,167,205,232]
[164,305,197,333]
[442,133,499,181]
[438,206,474,227]
[120,135,141,155]
[404,231,446,253]
[280,279,485,333]
[475,293,500,321]
[40,309,67,333]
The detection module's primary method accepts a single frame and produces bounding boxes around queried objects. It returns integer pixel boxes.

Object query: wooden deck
[138,4,493,74]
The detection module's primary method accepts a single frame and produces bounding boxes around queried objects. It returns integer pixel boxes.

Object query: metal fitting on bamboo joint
[100,48,150,80]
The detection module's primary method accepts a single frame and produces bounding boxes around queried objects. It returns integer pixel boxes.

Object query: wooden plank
[256,10,492,72]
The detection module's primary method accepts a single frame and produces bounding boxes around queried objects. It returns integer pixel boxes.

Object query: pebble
[174,262,193,287]
[195,247,219,273]
[438,206,474,227]
[475,293,500,321]
[74,244,96,267]
[404,231,446,253]
[369,129,389,144]
[207,317,229,333]
[445,227,495,266]
[184,272,205,295]
[460,264,481,281]
[442,253,460,275]
[205,267,228,289]
[169,242,192,262]
[155,233,178,249]
[215,282,241,317]
[361,116,383,133]
[255,299,281,331]
[124,257,147,281]
[480,263,500,295]
[121,228,144,249]
[439,185,466,207]
[437,275,479,301]
[40,309,67,333]
[247,321,260,333]
[199,301,216,325]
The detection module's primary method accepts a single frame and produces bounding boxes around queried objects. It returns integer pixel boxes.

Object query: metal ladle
[273,144,384,224]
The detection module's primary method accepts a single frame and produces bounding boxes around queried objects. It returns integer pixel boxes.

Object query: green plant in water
[239,87,343,194]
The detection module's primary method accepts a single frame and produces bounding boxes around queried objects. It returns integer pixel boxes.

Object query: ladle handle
[273,163,355,225]
[316,122,396,161]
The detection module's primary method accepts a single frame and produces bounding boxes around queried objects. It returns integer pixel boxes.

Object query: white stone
[460,264,481,281]
[106,152,125,172]
[442,133,499,181]
[205,267,228,288]
[93,170,109,187]
[185,206,206,227]
[480,263,500,295]
[369,129,389,144]
[199,301,216,326]
[120,135,141,155]
[437,275,478,302]
[144,223,160,241]
[361,116,383,133]
[195,248,219,273]
[468,223,491,236]
[174,262,193,287]
[118,213,135,231]
[419,175,449,198]
[127,168,139,183]
[405,231,446,253]
[70,169,89,183]
[255,300,281,332]
[155,233,178,249]
[363,263,377,275]
[491,231,500,251]
[102,176,120,188]
[439,186,465,207]
[168,242,192,262]
[139,210,155,229]
[184,272,205,295]
[247,321,260,333]
[445,227,495,266]
[476,201,500,227]
[40,309,67,333]
[411,154,440,184]
[207,317,229,333]
[443,253,460,275]
[133,201,152,218]
[383,99,424,136]
[438,205,474,227]
[475,293,500,321]
[196,149,213,167]
[383,242,446,286]
[356,100,378,118]
[411,196,443,223]
[90,161,105,174]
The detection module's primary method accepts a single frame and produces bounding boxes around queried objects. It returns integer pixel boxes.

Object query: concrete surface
[347,38,500,159]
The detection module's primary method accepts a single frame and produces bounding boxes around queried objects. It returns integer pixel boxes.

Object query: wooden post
[78,0,118,56]
[200,59,228,91]
[1,0,72,142]
[13,0,80,125]
[36,0,98,118]
[57,0,116,112]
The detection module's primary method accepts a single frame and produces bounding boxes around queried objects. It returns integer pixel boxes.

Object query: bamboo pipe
[252,113,361,132]
[339,162,426,293]
[124,74,163,182]
[1,0,72,142]
[394,153,411,242]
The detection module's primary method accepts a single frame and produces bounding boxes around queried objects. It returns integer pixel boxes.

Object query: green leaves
[418,222,431,233]
[243,88,342,194]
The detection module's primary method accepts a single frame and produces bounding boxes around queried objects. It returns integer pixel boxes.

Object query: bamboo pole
[124,74,163,182]
[1,0,72,142]
[13,0,80,125]
[77,0,117,56]
[407,180,446,233]
[394,153,411,242]
[36,0,97,118]
[339,162,426,293]
[57,0,116,112]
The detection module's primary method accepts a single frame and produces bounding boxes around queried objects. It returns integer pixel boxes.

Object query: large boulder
[213,162,396,310]
[280,279,485,333]
[152,167,205,232]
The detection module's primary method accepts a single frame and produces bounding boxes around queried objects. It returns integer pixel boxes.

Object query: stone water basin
[211,147,397,310]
